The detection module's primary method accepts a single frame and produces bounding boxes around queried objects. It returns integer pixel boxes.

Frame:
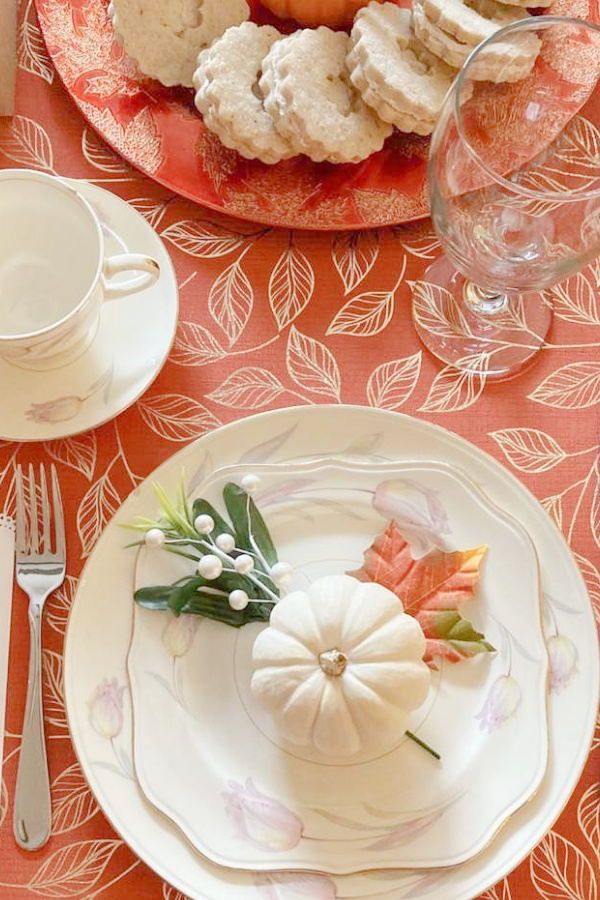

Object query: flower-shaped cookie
[109,0,250,87]
[260,27,392,164]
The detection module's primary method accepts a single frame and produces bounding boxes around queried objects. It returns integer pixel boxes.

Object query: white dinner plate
[128,458,548,874]
[64,406,598,900]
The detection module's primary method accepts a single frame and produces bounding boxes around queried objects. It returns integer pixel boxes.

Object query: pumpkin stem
[405,730,441,760]
[319,648,348,677]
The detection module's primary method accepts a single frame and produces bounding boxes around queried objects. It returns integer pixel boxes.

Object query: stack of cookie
[191,0,544,164]
[109,0,545,165]
[194,23,392,164]
[347,4,457,137]
[411,0,543,83]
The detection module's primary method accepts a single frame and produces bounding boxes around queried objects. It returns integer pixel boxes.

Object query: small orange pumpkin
[261,0,378,27]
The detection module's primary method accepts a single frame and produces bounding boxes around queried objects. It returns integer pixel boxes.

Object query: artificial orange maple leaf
[350,521,493,669]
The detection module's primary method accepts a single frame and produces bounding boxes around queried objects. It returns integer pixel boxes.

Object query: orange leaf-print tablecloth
[0,3,598,899]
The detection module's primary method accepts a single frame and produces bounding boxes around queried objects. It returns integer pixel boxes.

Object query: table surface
[0,3,598,898]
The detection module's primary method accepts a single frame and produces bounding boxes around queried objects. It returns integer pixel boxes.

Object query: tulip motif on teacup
[26,396,85,425]
[223,778,304,852]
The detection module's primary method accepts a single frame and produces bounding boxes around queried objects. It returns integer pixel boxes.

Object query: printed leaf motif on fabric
[420,354,489,413]
[25,839,123,897]
[18,0,54,84]
[0,115,54,171]
[529,362,600,409]
[269,243,315,330]
[489,428,567,473]
[42,649,68,730]
[137,395,221,442]
[207,368,285,409]
[327,290,396,337]
[332,231,380,295]
[209,258,254,344]
[46,575,78,635]
[51,762,99,834]
[286,327,341,400]
[410,280,472,339]
[161,220,246,259]
[367,353,422,410]
[171,322,226,367]
[530,830,598,900]
[44,434,98,481]
[81,127,129,175]
[77,468,121,556]
[577,782,599,858]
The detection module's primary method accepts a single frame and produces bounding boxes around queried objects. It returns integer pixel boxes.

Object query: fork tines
[15,464,66,560]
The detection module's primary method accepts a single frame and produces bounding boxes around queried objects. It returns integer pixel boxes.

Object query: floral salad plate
[127,458,548,875]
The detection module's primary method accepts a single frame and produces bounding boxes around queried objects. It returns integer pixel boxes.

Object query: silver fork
[13,464,66,851]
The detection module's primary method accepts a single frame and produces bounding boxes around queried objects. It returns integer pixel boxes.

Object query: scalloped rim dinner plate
[63,407,598,900]
[128,457,548,875]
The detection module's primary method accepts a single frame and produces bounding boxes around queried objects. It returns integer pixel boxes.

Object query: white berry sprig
[132,474,294,623]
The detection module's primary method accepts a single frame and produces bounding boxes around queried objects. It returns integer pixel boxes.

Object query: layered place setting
[0,0,598,898]
[65,408,597,899]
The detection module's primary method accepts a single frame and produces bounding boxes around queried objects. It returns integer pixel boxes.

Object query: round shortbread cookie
[348,3,455,126]
[109,0,250,88]
[348,58,436,134]
[412,1,539,82]
[421,0,534,48]
[260,27,392,164]
[193,23,295,164]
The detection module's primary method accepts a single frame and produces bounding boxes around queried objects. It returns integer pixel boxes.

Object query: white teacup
[0,169,160,370]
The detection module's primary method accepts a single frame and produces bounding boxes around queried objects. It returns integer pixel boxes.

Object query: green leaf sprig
[129,480,282,628]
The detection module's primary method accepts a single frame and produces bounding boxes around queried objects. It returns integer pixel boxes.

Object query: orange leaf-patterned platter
[33,0,597,230]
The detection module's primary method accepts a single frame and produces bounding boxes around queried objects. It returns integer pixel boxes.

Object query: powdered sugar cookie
[348,3,455,129]
[260,27,392,164]
[109,0,250,88]
[193,23,295,164]
[412,1,539,82]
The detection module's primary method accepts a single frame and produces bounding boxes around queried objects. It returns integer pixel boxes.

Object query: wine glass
[414,16,600,379]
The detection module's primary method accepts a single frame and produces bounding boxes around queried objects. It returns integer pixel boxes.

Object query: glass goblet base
[413,257,553,380]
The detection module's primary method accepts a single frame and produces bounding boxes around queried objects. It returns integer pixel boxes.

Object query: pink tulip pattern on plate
[475,675,521,733]
[373,479,451,559]
[254,871,337,899]
[89,678,126,739]
[547,635,578,693]
[89,677,134,779]
[224,778,304,852]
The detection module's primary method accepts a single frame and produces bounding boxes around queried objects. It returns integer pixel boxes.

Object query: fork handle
[13,605,51,850]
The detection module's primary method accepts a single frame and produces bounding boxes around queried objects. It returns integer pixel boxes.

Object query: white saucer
[0,179,178,442]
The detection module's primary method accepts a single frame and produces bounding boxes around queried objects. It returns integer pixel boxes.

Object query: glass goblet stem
[463,283,510,316]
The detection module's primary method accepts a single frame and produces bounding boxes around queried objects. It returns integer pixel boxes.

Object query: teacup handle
[102,253,160,300]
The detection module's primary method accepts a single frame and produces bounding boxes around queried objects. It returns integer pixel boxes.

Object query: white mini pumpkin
[251,574,430,757]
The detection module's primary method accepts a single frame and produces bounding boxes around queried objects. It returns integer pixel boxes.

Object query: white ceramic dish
[64,406,598,900]
[0,178,177,441]
[128,458,548,875]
